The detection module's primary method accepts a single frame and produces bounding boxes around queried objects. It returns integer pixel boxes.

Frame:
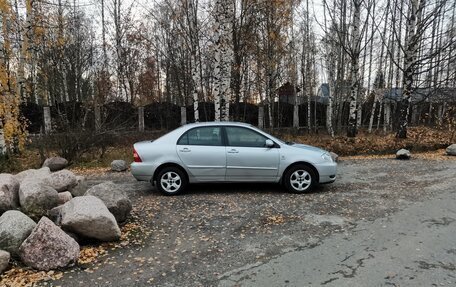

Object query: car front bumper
[316,162,337,184]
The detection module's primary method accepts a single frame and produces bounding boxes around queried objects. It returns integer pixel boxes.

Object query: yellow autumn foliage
[0,0,28,153]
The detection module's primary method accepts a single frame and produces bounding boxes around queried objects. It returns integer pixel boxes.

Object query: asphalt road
[50,158,455,287]
[218,182,456,287]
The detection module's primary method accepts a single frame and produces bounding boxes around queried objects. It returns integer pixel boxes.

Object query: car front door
[176,126,226,182]
[224,126,280,182]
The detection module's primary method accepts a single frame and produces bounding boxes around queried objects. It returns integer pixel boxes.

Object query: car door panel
[226,147,279,181]
[224,126,280,181]
[177,145,226,181]
[176,126,226,182]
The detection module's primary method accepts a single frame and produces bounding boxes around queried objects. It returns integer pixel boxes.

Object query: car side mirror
[265,139,275,148]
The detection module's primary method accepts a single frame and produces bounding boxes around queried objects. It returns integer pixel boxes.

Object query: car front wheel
[284,165,316,193]
[156,167,187,195]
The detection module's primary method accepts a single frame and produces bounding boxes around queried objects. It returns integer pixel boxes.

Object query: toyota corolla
[131,122,337,195]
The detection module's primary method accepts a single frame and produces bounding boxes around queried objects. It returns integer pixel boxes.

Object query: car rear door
[176,126,226,182]
[224,126,280,182]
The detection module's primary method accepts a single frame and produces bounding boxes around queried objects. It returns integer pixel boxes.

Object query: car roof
[182,121,254,128]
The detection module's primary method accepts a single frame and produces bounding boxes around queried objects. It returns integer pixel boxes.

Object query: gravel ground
[47,158,455,287]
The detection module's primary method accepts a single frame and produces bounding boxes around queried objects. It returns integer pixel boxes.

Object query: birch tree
[213,0,234,121]
[186,0,200,122]
[347,0,362,137]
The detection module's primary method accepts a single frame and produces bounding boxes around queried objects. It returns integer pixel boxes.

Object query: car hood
[291,143,326,154]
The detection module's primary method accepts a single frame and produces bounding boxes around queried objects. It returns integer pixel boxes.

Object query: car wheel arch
[281,162,320,184]
[153,163,189,185]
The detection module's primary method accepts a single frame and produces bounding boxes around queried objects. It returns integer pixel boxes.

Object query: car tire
[284,165,316,193]
[156,167,187,195]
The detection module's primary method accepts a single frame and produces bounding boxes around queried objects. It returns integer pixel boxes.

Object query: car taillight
[133,148,142,163]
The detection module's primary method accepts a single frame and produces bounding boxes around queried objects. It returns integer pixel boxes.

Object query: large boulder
[111,160,128,172]
[15,167,51,184]
[446,144,456,156]
[19,182,59,219]
[42,157,68,172]
[396,149,411,160]
[0,250,10,274]
[0,210,36,256]
[19,217,79,271]
[60,196,121,241]
[0,174,20,214]
[85,181,132,223]
[42,170,77,192]
[68,176,88,197]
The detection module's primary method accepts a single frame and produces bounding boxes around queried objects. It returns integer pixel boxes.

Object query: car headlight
[321,152,333,162]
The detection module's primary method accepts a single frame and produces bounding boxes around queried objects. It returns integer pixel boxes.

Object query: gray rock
[19,217,79,271]
[0,174,20,214]
[111,160,128,172]
[68,176,88,197]
[0,210,36,256]
[329,152,339,162]
[85,181,132,223]
[57,191,73,205]
[19,182,59,219]
[396,149,411,160]
[60,196,121,241]
[42,157,68,171]
[446,144,456,156]
[42,170,77,192]
[0,250,10,274]
[15,167,51,184]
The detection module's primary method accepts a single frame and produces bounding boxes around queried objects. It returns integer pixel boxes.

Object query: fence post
[258,106,264,129]
[0,122,6,155]
[138,107,145,132]
[181,106,187,125]
[94,106,101,131]
[383,102,391,132]
[43,106,52,134]
[293,105,299,128]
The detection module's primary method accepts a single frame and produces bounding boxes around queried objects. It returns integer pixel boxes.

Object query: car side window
[225,127,268,148]
[177,127,222,146]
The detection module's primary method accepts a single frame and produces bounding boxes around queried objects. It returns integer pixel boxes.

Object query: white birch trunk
[347,0,361,137]
[213,0,233,121]
[188,0,200,122]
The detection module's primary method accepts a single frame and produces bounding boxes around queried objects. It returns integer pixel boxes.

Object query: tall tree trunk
[397,0,422,138]
[188,0,200,122]
[347,0,361,137]
[213,0,234,121]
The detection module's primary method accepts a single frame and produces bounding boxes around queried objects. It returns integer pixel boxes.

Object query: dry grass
[280,127,453,156]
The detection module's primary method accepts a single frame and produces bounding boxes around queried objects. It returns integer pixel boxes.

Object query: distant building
[277,82,302,105]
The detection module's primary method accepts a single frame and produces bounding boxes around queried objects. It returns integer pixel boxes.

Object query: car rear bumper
[316,162,337,184]
[130,162,155,182]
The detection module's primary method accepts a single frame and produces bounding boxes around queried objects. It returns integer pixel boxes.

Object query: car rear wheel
[156,167,187,195]
[284,165,315,193]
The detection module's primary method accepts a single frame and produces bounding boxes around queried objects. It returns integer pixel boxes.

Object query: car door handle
[227,149,239,154]
[179,148,191,152]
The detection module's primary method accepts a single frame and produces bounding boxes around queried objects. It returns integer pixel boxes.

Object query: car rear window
[177,127,222,146]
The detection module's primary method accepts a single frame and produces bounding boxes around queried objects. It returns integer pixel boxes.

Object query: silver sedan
[131,122,337,195]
